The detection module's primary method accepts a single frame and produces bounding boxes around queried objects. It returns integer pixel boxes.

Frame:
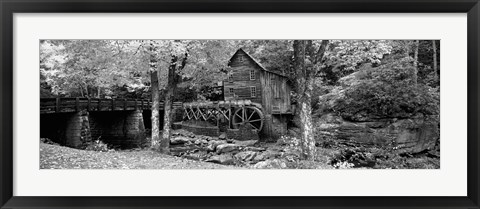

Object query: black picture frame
[1,0,479,208]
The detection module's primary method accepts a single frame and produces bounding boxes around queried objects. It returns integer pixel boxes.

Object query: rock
[207,140,225,150]
[253,159,287,169]
[244,146,266,152]
[170,136,192,145]
[206,143,216,152]
[331,148,377,168]
[216,143,241,154]
[184,151,208,161]
[172,129,195,138]
[219,133,227,140]
[206,154,234,165]
[318,114,439,154]
[253,150,281,161]
[234,151,257,161]
[194,139,208,145]
[233,140,258,147]
[170,145,199,154]
[204,136,216,141]
[389,116,439,153]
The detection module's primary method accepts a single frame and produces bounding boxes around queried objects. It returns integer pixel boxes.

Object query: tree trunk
[432,40,438,83]
[404,40,411,57]
[292,40,316,161]
[413,40,419,85]
[150,54,161,150]
[159,60,178,154]
[85,85,90,97]
[97,87,101,98]
[79,85,84,97]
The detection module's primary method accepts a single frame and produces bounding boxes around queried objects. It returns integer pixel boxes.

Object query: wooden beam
[55,97,61,113]
[75,97,80,112]
[87,97,91,111]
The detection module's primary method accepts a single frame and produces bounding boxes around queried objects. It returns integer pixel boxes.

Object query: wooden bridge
[40,97,183,149]
[40,97,182,114]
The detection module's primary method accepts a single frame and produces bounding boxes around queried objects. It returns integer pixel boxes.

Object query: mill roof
[228,48,287,78]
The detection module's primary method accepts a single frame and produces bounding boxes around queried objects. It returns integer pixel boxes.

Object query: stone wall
[180,122,220,137]
[65,110,92,148]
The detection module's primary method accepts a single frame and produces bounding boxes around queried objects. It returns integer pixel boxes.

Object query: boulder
[253,150,282,161]
[206,154,234,165]
[318,113,439,154]
[253,159,287,169]
[194,139,208,145]
[388,115,439,153]
[184,151,208,161]
[205,140,226,152]
[172,129,195,138]
[206,143,216,152]
[219,133,227,140]
[216,144,241,154]
[234,151,258,162]
[233,140,258,147]
[244,146,267,152]
[170,136,192,145]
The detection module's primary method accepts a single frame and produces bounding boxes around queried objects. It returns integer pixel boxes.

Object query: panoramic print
[39,40,440,169]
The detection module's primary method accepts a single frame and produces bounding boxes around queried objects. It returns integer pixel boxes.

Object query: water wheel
[231,106,264,131]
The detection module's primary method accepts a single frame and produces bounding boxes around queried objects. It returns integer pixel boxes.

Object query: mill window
[250,69,255,80]
[250,86,256,98]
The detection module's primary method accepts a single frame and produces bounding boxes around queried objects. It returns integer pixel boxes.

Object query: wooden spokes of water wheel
[231,106,264,131]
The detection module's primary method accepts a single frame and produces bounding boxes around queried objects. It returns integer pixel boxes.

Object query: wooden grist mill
[181,48,294,140]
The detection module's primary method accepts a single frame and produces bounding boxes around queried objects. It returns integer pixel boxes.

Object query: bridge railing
[40,97,183,114]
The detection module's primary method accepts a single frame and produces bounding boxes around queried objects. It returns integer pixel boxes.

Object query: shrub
[84,139,113,152]
[334,58,439,121]
[40,138,59,145]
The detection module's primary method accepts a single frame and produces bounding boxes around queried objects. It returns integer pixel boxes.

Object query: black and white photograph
[39,40,440,169]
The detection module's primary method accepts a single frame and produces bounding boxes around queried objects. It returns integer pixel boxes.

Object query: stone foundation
[65,110,92,147]
[180,122,220,137]
[40,111,92,148]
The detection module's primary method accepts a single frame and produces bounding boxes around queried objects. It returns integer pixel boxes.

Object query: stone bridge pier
[40,110,146,149]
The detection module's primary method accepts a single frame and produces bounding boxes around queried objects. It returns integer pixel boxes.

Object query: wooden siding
[224,50,262,104]
[260,71,291,115]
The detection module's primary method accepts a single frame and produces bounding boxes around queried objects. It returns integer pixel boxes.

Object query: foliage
[40,40,149,98]
[239,40,293,75]
[318,40,393,84]
[333,58,439,121]
[40,143,232,169]
[84,140,113,152]
[40,138,59,146]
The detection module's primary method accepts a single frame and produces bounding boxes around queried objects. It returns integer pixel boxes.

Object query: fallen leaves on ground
[40,143,237,169]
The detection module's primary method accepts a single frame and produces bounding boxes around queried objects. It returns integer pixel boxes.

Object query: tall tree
[149,40,235,152]
[292,40,329,160]
[413,40,419,85]
[432,40,438,83]
[149,43,161,150]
